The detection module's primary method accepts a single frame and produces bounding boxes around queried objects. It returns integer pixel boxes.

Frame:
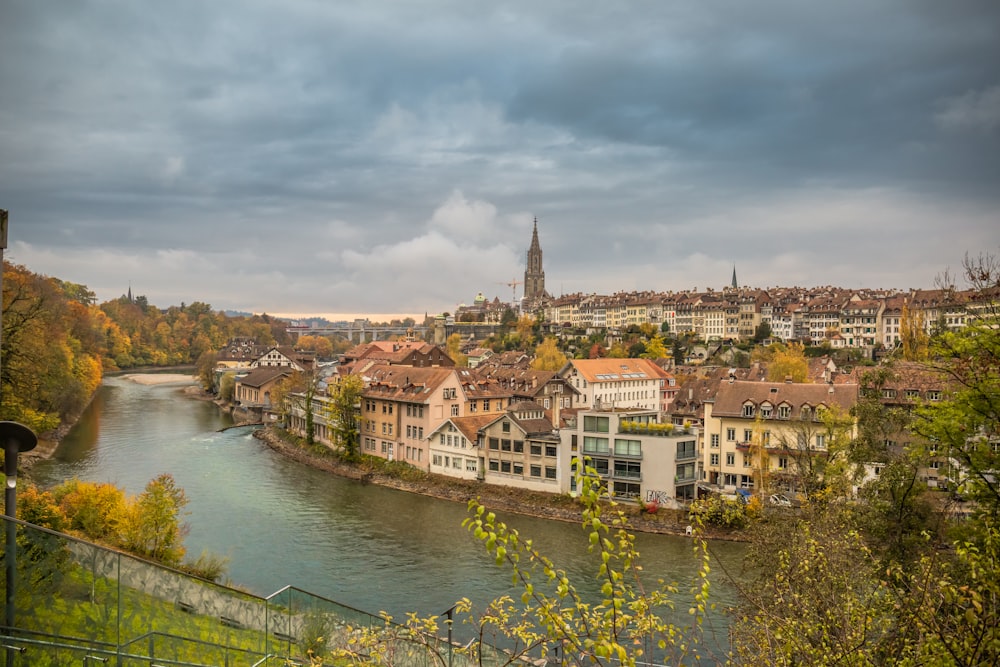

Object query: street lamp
[442,604,457,667]
[2,421,37,636]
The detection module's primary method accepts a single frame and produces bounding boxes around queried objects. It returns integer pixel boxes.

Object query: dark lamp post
[2,420,38,638]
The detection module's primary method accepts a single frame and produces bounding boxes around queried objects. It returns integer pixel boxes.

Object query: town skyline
[4,2,997,316]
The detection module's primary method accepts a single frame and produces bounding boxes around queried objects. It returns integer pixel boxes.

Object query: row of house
[220,337,956,509]
[538,286,983,350]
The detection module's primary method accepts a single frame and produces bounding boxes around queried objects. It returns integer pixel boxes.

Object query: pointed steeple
[731,266,738,290]
[524,217,546,301]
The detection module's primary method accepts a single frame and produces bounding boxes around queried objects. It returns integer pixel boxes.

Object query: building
[479,401,563,492]
[558,358,672,411]
[702,380,859,496]
[523,217,548,304]
[561,408,699,506]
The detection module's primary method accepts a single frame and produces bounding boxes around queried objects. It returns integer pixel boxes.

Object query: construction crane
[497,279,522,305]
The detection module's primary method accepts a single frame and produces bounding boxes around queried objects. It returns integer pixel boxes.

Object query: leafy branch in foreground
[325,461,714,667]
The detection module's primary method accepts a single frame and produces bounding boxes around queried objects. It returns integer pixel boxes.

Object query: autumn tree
[326,373,364,460]
[51,479,129,541]
[641,333,667,359]
[764,342,808,383]
[119,474,189,566]
[445,333,468,367]
[530,336,567,371]
[330,462,715,666]
[899,302,929,361]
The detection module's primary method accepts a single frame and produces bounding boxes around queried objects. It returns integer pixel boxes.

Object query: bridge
[287,319,504,344]
[286,320,430,343]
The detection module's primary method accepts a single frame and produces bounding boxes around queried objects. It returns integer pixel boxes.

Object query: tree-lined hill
[1,262,290,435]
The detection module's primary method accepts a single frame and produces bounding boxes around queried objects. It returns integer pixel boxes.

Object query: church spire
[731,266,738,290]
[524,217,546,302]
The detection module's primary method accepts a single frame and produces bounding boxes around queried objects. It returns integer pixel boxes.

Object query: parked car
[769,493,793,507]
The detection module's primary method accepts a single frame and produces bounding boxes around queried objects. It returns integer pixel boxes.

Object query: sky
[2,1,998,320]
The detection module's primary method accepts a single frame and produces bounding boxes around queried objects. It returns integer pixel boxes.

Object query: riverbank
[253,426,744,542]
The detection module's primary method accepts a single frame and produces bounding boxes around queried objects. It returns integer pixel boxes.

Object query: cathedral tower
[523,217,546,301]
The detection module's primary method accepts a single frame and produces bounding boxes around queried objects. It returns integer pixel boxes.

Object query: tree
[119,474,189,566]
[753,321,771,342]
[530,337,567,371]
[445,333,468,367]
[195,350,218,392]
[330,462,715,666]
[765,342,808,383]
[327,373,364,460]
[641,334,667,359]
[900,302,929,361]
[219,372,237,402]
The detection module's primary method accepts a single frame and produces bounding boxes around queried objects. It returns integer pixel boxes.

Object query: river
[29,374,746,652]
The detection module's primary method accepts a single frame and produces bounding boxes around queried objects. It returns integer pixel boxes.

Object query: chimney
[784,375,792,384]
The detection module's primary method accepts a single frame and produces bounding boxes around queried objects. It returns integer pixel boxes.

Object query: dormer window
[742,403,755,418]
[760,403,773,419]
[777,404,791,419]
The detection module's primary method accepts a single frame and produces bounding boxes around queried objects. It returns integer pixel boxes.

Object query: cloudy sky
[2,1,998,319]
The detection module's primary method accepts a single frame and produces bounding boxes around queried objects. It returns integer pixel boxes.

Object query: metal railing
[0,516,507,666]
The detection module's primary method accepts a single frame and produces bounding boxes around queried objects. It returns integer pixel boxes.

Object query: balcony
[619,422,693,436]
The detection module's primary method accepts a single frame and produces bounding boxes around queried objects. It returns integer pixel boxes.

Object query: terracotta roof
[565,358,666,383]
[712,380,858,418]
[236,366,292,388]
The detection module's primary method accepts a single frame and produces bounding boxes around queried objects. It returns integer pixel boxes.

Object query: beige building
[702,380,858,496]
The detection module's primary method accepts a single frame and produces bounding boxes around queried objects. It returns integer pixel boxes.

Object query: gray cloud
[2,0,998,317]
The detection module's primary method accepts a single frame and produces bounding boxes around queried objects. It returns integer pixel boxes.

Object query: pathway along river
[30,375,746,651]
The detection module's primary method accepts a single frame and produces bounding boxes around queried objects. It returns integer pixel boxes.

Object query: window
[881,388,897,399]
[488,460,499,471]
[501,461,511,473]
[483,400,490,411]
[710,453,720,466]
[530,465,542,477]
[501,439,512,451]
[674,458,697,479]
[489,438,499,450]
[513,440,524,453]
[466,460,477,472]
[584,415,610,433]
[530,443,542,456]
[777,405,791,419]
[592,458,609,475]
[815,434,826,449]
[742,403,755,418]
[710,434,720,448]
[545,467,557,480]
[904,390,920,400]
[502,421,511,433]
[927,391,942,401]
[571,434,578,451]
[469,402,477,413]
[744,429,753,443]
[726,453,735,466]
[726,428,736,442]
[760,404,772,419]
[743,454,751,468]
[676,440,696,459]
[614,460,641,479]
[433,455,442,466]
[778,456,788,469]
[513,463,523,475]
[583,437,609,454]
[545,445,558,457]
[614,439,642,456]
[451,405,459,417]
[453,457,461,469]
